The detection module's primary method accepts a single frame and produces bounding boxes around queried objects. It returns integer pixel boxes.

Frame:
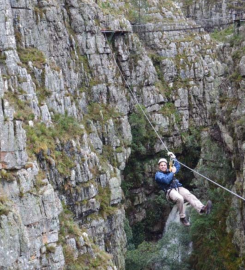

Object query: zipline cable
[102,33,170,153]
[102,32,245,202]
[178,161,245,202]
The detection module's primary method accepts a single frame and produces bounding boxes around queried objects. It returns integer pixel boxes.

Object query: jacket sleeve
[155,171,174,185]
[173,159,181,174]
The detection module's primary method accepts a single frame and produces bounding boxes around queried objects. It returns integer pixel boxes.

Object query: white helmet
[158,158,168,164]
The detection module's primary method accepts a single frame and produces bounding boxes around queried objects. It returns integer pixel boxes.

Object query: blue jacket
[155,159,182,192]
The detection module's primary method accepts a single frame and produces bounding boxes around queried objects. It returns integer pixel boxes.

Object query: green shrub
[5,92,34,122]
[126,223,191,270]
[144,191,170,229]
[0,203,10,216]
[126,241,157,270]
[59,204,114,270]
[25,113,84,175]
[0,194,10,216]
[123,106,157,188]
[229,71,242,83]
[46,244,56,254]
[96,185,116,218]
[189,189,243,270]
[124,218,135,250]
[210,26,234,42]
[0,169,14,181]
[36,87,52,104]
[0,52,6,63]
[17,47,46,68]
[86,103,122,123]
[59,204,84,241]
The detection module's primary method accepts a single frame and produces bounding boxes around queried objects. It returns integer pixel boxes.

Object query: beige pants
[167,187,204,218]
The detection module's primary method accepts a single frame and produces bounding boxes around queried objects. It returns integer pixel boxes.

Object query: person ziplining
[155,152,212,227]
[102,30,245,214]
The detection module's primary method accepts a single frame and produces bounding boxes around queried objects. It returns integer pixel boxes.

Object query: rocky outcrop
[0,162,64,269]
[180,0,245,30]
[211,25,245,259]
[1,0,131,268]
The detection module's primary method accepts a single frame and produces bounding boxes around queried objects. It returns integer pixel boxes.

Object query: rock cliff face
[0,0,245,269]
[178,0,245,262]
[180,0,245,29]
[1,0,130,268]
[213,25,245,260]
[121,0,224,239]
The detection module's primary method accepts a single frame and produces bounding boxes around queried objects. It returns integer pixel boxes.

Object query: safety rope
[102,32,245,202]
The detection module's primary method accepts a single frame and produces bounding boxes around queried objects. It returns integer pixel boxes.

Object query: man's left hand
[167,152,176,159]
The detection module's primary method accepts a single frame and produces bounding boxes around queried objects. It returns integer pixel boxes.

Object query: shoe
[200,200,212,215]
[180,217,190,227]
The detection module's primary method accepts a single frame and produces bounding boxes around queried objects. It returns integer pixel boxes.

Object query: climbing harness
[168,158,179,189]
[102,32,245,203]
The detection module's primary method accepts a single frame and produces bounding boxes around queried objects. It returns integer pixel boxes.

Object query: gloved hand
[167,151,176,159]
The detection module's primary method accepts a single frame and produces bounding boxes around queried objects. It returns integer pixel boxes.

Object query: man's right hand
[170,166,177,173]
